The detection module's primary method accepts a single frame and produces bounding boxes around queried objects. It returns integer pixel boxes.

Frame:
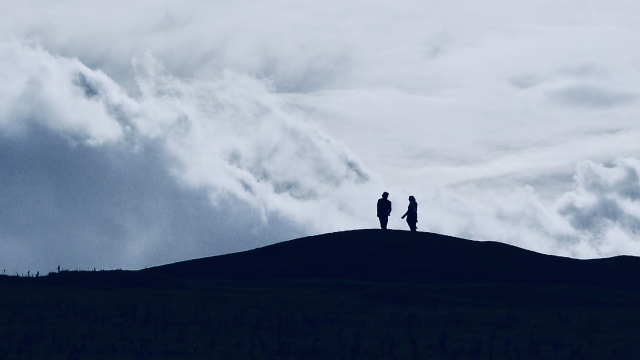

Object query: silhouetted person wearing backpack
[377,192,392,230]
[401,196,418,232]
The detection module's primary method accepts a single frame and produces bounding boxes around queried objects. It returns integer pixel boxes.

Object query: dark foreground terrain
[2,230,640,359]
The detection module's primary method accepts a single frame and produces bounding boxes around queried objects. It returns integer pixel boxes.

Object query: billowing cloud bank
[558,159,640,253]
[0,42,375,273]
[421,158,640,258]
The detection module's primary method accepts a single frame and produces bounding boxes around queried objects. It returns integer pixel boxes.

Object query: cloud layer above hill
[0,42,373,273]
[1,0,640,273]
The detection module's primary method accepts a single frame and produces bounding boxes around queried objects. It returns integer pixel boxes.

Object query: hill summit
[144,229,640,290]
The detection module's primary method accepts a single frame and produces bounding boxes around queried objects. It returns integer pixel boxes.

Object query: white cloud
[0,42,377,273]
[0,41,125,143]
[557,159,640,237]
[417,158,640,259]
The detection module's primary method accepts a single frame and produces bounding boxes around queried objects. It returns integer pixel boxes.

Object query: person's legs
[408,221,417,232]
[379,216,388,229]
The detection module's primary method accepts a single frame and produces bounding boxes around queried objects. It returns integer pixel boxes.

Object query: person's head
[382,192,389,198]
[409,196,415,202]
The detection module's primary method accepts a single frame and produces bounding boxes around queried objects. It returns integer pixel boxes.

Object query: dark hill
[4,229,640,359]
[144,229,640,290]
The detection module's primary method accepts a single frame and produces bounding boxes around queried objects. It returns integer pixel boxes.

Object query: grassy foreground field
[2,230,640,359]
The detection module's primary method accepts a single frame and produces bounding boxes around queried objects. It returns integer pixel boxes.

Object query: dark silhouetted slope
[144,229,640,290]
[4,229,640,359]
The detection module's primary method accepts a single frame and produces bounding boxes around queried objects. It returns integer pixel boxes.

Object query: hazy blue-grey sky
[1,0,640,273]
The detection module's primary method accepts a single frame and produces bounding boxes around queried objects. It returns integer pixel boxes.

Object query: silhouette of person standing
[377,192,392,229]
[401,196,418,232]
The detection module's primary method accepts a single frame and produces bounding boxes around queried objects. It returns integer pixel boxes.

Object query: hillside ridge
[143,229,640,289]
